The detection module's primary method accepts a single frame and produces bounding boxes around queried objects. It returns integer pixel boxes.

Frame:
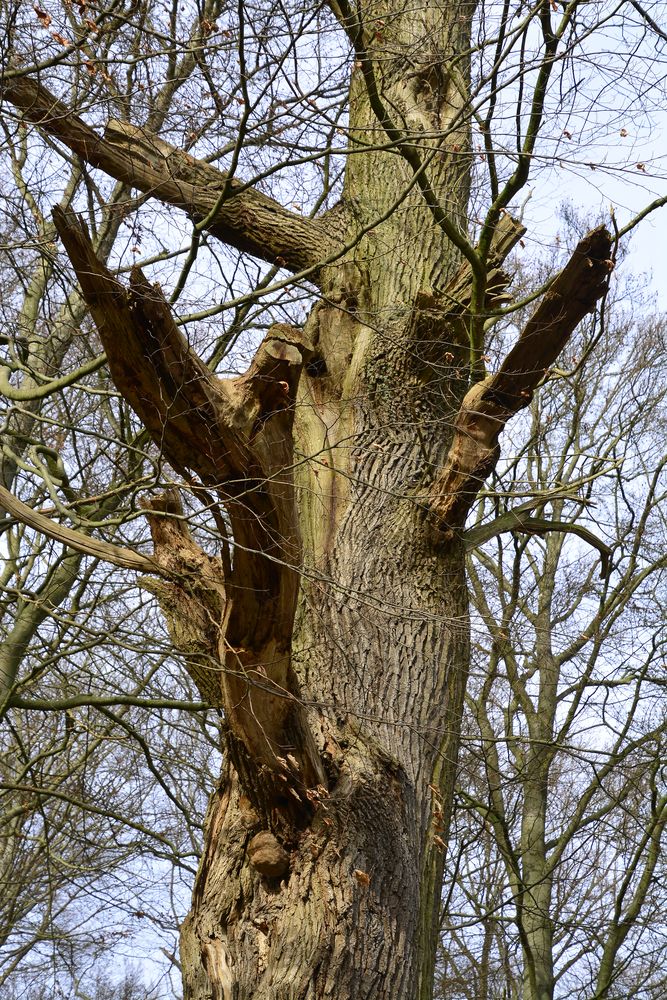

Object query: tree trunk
[175,4,478,993]
[6,0,614,989]
[178,444,471,1000]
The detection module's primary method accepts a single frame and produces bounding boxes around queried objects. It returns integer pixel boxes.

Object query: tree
[0,3,227,992]
[0,634,215,998]
[0,1,665,998]
[437,262,667,999]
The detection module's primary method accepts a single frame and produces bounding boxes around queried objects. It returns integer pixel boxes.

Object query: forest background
[0,0,666,998]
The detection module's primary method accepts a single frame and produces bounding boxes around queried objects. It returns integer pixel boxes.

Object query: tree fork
[52,208,326,797]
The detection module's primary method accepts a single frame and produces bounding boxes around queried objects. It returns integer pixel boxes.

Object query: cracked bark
[5,7,614,995]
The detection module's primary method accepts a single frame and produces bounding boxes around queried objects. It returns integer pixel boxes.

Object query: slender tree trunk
[518,535,560,1000]
[519,771,555,1000]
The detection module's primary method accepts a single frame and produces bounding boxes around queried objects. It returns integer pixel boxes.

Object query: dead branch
[429,225,613,528]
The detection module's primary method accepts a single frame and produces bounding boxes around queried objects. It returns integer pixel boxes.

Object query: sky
[526,109,667,309]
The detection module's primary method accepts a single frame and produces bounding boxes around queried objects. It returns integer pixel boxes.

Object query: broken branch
[430,226,613,528]
[50,209,323,787]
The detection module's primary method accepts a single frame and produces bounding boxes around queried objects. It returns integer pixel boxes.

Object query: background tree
[437,258,667,1000]
[0,2,226,994]
[0,1,666,999]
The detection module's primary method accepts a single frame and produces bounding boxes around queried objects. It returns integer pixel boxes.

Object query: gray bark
[0,0,614,994]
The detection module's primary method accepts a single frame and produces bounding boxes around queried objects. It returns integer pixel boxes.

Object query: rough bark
[4,8,615,999]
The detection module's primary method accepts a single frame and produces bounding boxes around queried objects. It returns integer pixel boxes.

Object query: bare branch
[8,695,207,711]
[0,482,163,576]
[429,226,614,528]
[2,77,340,278]
[464,508,613,579]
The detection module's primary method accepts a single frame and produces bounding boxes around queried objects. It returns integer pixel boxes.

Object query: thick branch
[139,492,226,707]
[52,206,251,485]
[52,207,311,494]
[52,204,309,553]
[430,226,613,528]
[51,210,323,785]
[0,482,163,575]
[2,77,338,277]
[492,225,613,402]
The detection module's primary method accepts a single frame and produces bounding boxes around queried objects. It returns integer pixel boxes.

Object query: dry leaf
[34,5,52,27]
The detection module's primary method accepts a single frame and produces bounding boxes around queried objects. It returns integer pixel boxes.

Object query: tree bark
[3,2,614,995]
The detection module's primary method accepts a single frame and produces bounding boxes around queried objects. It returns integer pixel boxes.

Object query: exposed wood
[410,214,527,346]
[429,226,613,529]
[52,206,249,485]
[52,208,324,787]
[180,742,427,1000]
[139,491,227,707]
[483,213,530,269]
[435,212,527,315]
[2,77,340,277]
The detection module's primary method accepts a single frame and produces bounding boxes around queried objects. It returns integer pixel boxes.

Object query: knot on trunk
[247,831,290,878]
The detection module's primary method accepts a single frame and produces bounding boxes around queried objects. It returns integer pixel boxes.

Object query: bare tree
[0,1,666,998]
[438,264,667,1000]
[0,2,227,994]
